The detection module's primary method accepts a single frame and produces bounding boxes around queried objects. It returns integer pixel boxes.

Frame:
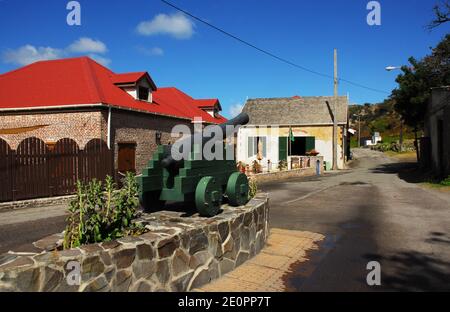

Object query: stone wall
[0,194,269,292]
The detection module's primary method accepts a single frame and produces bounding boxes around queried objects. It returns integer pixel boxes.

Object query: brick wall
[0,110,104,150]
[0,107,194,176]
[106,109,193,174]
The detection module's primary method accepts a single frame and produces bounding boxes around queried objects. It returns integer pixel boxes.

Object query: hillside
[348,101,415,147]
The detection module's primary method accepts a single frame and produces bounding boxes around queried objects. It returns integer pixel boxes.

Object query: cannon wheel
[195,176,222,217]
[139,191,165,212]
[226,172,249,206]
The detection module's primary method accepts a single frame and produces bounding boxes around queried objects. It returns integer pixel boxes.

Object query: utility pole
[358,115,361,148]
[332,49,338,170]
[399,120,404,152]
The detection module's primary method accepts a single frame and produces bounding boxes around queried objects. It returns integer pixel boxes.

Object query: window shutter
[306,137,315,152]
[279,137,287,161]
[248,137,256,157]
[262,137,267,157]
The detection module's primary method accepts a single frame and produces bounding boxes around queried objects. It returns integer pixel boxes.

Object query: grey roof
[242,96,348,126]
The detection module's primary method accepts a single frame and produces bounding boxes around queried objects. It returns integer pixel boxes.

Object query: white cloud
[136,12,195,39]
[2,37,110,66]
[88,54,111,66]
[229,103,244,118]
[137,46,164,56]
[2,45,63,66]
[67,37,107,54]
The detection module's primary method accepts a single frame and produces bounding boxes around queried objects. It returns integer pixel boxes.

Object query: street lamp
[385,66,402,71]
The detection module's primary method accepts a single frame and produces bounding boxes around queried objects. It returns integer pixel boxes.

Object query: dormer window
[113,71,157,103]
[138,86,150,101]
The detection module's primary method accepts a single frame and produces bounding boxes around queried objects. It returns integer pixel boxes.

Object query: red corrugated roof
[153,88,227,124]
[0,56,226,124]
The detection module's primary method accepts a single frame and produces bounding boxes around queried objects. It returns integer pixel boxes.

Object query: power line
[161,0,389,95]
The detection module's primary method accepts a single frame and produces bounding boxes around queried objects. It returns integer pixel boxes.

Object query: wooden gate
[0,137,113,202]
[51,138,80,196]
[0,139,13,202]
[80,139,113,184]
[14,137,50,200]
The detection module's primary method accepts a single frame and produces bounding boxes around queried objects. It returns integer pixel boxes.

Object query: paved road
[0,205,66,254]
[1,148,449,291]
[260,148,450,291]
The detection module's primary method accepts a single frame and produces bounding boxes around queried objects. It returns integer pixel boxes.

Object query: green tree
[390,34,450,160]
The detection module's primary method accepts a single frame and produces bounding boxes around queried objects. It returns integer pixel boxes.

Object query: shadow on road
[363,232,450,291]
[371,162,437,184]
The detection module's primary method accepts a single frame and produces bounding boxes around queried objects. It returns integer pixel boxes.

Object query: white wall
[237,126,345,170]
[237,127,279,170]
[122,78,152,102]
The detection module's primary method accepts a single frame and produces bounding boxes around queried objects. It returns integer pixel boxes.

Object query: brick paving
[196,228,324,292]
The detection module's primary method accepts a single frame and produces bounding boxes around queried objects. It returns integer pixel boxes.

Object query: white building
[236,96,349,171]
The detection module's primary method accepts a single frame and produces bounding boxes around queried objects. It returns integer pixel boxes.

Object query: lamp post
[385,65,406,152]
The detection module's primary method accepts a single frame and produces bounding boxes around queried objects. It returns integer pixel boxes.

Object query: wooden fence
[0,137,113,202]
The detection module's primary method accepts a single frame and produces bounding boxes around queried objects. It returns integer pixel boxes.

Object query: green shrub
[63,172,144,249]
[278,160,288,171]
[248,177,258,199]
[441,176,450,186]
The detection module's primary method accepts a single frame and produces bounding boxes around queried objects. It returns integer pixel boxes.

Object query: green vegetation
[63,172,146,249]
[348,100,416,149]
[441,176,450,186]
[248,177,258,200]
[350,34,449,159]
[371,140,416,153]
[389,34,449,159]
[278,160,288,171]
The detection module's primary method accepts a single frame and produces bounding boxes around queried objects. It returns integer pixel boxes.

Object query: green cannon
[137,113,250,217]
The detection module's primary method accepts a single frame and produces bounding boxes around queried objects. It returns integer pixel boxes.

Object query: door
[118,143,136,174]
[279,137,288,162]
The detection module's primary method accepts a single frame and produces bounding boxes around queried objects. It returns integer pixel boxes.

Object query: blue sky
[0,0,448,117]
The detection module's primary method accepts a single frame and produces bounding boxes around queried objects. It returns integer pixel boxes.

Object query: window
[155,131,162,145]
[248,136,267,158]
[138,86,149,101]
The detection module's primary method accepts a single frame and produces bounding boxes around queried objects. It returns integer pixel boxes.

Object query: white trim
[242,123,347,127]
[0,103,193,122]
[107,106,112,149]
[0,103,104,111]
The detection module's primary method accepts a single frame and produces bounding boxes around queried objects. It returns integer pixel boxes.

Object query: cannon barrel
[161,112,249,169]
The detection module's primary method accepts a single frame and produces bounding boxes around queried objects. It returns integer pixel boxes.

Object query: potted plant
[306,149,320,156]
[252,160,262,174]
[237,161,247,173]
[278,160,288,171]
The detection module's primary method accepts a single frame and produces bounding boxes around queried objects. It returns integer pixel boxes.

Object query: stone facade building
[0,57,226,176]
